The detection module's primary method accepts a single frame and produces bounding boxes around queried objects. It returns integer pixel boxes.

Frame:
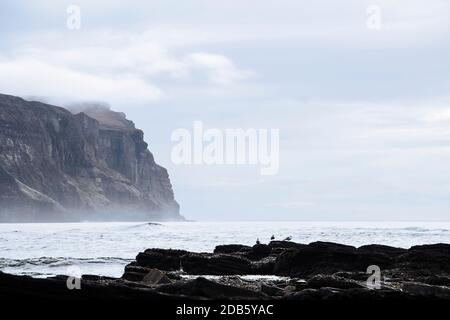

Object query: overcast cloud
[1,0,449,220]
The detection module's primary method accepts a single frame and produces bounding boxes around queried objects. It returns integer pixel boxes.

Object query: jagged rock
[0,93,181,221]
[127,241,450,284]
[251,257,276,275]
[128,249,256,276]
[269,241,306,250]
[286,288,321,301]
[156,277,267,299]
[358,244,407,256]
[304,274,365,290]
[142,269,172,285]
[181,253,254,275]
[134,249,187,272]
[0,271,173,300]
[287,287,415,301]
[248,244,272,259]
[214,244,251,254]
[402,282,450,299]
[273,241,394,277]
[398,244,450,272]
[2,240,450,301]
[419,275,450,286]
[260,283,284,296]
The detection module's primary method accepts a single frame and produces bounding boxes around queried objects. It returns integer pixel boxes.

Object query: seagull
[270,235,275,241]
[283,236,292,241]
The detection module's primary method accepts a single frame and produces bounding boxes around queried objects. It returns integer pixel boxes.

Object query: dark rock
[81,275,117,281]
[182,253,254,275]
[304,274,365,290]
[401,282,450,299]
[333,271,371,281]
[273,241,395,278]
[131,248,256,276]
[287,287,415,301]
[0,271,175,300]
[246,244,272,260]
[260,283,284,296]
[358,244,407,256]
[2,240,450,301]
[398,244,450,272]
[273,242,358,277]
[420,275,450,286]
[0,93,181,222]
[269,241,306,250]
[142,269,172,285]
[156,277,267,299]
[134,249,187,271]
[214,244,251,254]
[286,288,321,301]
[251,257,276,275]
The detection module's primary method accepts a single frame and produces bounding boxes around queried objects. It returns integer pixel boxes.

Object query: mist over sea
[1,221,449,278]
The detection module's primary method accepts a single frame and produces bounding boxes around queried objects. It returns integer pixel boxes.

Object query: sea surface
[0,221,449,278]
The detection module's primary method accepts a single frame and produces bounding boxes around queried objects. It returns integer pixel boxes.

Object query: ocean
[0,221,449,278]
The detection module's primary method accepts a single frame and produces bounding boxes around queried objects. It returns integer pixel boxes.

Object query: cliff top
[66,102,136,131]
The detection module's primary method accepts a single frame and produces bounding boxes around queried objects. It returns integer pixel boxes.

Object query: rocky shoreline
[1,241,449,300]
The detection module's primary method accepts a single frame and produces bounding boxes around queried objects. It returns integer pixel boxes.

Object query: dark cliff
[0,94,182,222]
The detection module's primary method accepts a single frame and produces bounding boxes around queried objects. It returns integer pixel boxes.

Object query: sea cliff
[0,94,181,221]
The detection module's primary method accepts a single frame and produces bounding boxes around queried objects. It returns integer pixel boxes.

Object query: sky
[1,0,450,220]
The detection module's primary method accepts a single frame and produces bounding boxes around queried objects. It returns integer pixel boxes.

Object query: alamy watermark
[171,121,280,175]
[366,265,381,289]
[66,4,81,30]
[66,265,82,290]
[366,5,382,31]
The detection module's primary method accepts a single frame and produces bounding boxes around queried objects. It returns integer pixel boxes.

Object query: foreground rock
[0,93,181,221]
[1,241,449,300]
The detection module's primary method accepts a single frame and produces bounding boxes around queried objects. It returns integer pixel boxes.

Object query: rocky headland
[1,241,449,301]
[0,94,181,222]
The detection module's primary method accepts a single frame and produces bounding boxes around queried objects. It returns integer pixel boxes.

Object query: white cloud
[185,53,253,85]
[1,0,450,220]
[272,201,317,209]
[423,109,450,122]
[0,56,162,106]
[0,40,252,107]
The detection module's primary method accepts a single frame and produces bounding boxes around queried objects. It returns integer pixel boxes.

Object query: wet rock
[251,257,276,275]
[246,244,272,261]
[214,244,251,254]
[358,244,407,256]
[135,248,187,271]
[156,277,267,299]
[402,282,450,299]
[269,241,306,250]
[305,274,365,290]
[398,244,450,272]
[273,242,359,277]
[420,275,450,286]
[273,241,395,278]
[260,283,284,296]
[142,269,172,285]
[2,240,450,301]
[181,253,254,275]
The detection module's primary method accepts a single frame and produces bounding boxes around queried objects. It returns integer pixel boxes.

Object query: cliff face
[0,94,181,222]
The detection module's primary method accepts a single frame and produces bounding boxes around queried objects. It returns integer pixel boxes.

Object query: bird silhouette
[256,238,261,245]
[270,235,275,241]
[283,236,292,241]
